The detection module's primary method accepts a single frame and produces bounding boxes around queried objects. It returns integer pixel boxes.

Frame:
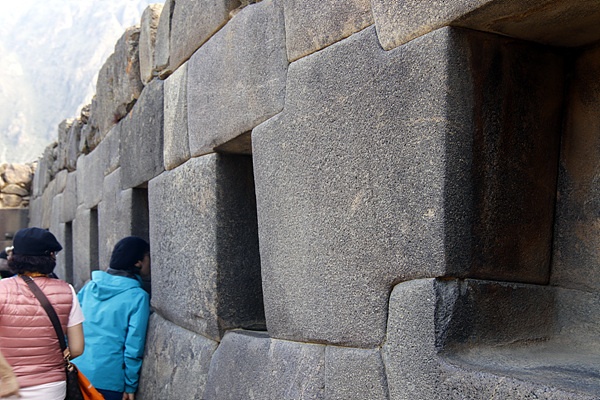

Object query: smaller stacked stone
[0,163,35,208]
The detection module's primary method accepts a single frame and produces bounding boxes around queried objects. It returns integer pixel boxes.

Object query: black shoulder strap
[20,275,67,353]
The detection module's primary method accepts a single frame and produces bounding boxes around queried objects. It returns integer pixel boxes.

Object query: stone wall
[28,0,600,398]
[0,163,34,209]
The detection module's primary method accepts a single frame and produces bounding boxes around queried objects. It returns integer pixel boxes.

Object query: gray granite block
[163,63,190,170]
[148,154,263,341]
[253,26,564,347]
[325,346,388,400]
[120,79,165,189]
[54,169,68,194]
[283,0,373,61]
[41,180,56,229]
[139,4,163,84]
[57,119,73,171]
[551,45,600,292]
[168,0,238,73]
[138,313,218,400]
[91,26,144,137]
[187,0,287,157]
[66,118,82,172]
[99,124,121,177]
[154,0,174,77]
[204,330,325,400]
[60,172,77,223]
[28,197,42,228]
[72,206,99,291]
[76,147,106,209]
[32,149,53,198]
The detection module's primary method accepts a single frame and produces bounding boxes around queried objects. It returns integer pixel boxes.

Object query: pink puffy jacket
[0,276,72,388]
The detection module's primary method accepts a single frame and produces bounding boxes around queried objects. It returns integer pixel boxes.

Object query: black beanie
[109,236,150,273]
[13,227,63,256]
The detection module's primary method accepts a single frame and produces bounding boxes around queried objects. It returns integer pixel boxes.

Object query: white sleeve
[68,284,84,327]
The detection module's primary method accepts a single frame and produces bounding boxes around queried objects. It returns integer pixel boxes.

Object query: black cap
[13,227,63,256]
[109,236,149,273]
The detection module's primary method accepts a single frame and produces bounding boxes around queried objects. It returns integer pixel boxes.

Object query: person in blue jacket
[74,236,151,400]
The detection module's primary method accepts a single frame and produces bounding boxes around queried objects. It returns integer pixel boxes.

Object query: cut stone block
[76,148,107,209]
[32,150,52,198]
[56,119,73,171]
[154,0,174,77]
[28,197,42,228]
[187,0,287,157]
[139,4,163,84]
[72,206,99,291]
[120,79,164,190]
[66,118,83,172]
[54,169,68,194]
[90,26,144,138]
[148,154,263,341]
[204,330,325,400]
[96,124,121,177]
[163,62,190,170]
[551,44,600,292]
[283,0,373,62]
[168,0,239,73]
[60,172,77,223]
[41,180,56,229]
[253,26,564,347]
[138,313,218,400]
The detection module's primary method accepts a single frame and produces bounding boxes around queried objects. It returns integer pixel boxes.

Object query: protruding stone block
[97,124,121,177]
[60,172,77,223]
[204,330,325,400]
[76,148,106,209]
[28,197,43,228]
[163,62,190,170]
[139,4,163,84]
[57,119,74,171]
[283,0,373,61]
[168,0,239,73]
[90,26,144,138]
[66,118,83,172]
[54,169,68,194]
[41,180,56,229]
[154,0,174,77]
[73,206,99,291]
[187,0,287,157]
[120,79,164,189]
[149,154,263,341]
[138,313,218,400]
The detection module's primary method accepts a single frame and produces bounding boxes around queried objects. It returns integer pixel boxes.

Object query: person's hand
[0,375,19,397]
[122,392,135,400]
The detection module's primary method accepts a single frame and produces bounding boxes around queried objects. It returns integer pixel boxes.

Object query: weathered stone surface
[60,172,77,223]
[2,184,28,197]
[325,346,388,400]
[41,180,56,229]
[204,330,325,400]
[139,4,163,84]
[66,118,83,172]
[283,0,373,61]
[551,44,600,292]
[57,119,74,171]
[28,197,43,228]
[138,313,218,400]
[2,163,33,187]
[168,0,238,72]
[154,0,174,77]
[96,124,121,177]
[0,194,22,208]
[50,196,67,279]
[91,26,144,138]
[149,154,263,341]
[76,148,107,209]
[163,62,190,170]
[72,206,99,290]
[187,0,287,157]
[32,149,53,198]
[54,169,68,194]
[120,79,164,189]
[253,27,564,347]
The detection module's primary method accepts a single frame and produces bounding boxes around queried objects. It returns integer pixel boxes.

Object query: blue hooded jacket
[74,270,150,393]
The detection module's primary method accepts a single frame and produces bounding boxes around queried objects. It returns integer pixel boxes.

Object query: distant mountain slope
[0,0,163,163]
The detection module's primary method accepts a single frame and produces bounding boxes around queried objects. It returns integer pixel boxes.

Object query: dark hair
[8,254,56,275]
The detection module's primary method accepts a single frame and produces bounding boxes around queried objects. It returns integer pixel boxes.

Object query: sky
[0,0,164,164]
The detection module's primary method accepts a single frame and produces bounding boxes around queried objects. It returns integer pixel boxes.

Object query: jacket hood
[87,270,143,301]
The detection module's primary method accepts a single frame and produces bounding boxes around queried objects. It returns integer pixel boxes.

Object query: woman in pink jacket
[0,228,84,400]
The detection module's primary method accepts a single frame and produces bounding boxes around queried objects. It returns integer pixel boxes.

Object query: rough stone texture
[41,180,56,229]
[138,313,218,400]
[54,169,68,194]
[149,154,263,341]
[3,163,33,188]
[60,172,77,223]
[253,27,564,347]
[204,330,325,400]
[154,0,174,77]
[96,124,121,177]
[283,0,373,62]
[187,0,287,157]
[139,4,163,84]
[32,148,53,198]
[168,0,239,73]
[76,148,107,209]
[57,119,74,171]
[120,79,164,189]
[66,118,83,171]
[72,205,99,291]
[28,197,42,228]
[2,184,28,197]
[163,62,190,170]
[324,346,388,400]
[551,44,600,292]
[90,26,144,138]
[1,194,22,208]
[50,196,66,279]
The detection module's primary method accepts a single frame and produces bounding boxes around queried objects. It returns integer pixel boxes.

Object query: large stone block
[41,180,56,229]
[139,4,163,84]
[76,147,106,209]
[253,27,564,347]
[138,313,218,400]
[204,330,325,400]
[91,26,144,138]
[66,118,83,172]
[168,0,239,73]
[551,45,600,292]
[56,119,73,171]
[97,124,121,177]
[28,197,43,228]
[60,172,77,223]
[32,150,53,198]
[120,79,164,189]
[72,206,99,291]
[283,0,373,62]
[187,0,287,157]
[163,62,190,170]
[54,169,68,194]
[148,154,263,341]
[153,0,174,77]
